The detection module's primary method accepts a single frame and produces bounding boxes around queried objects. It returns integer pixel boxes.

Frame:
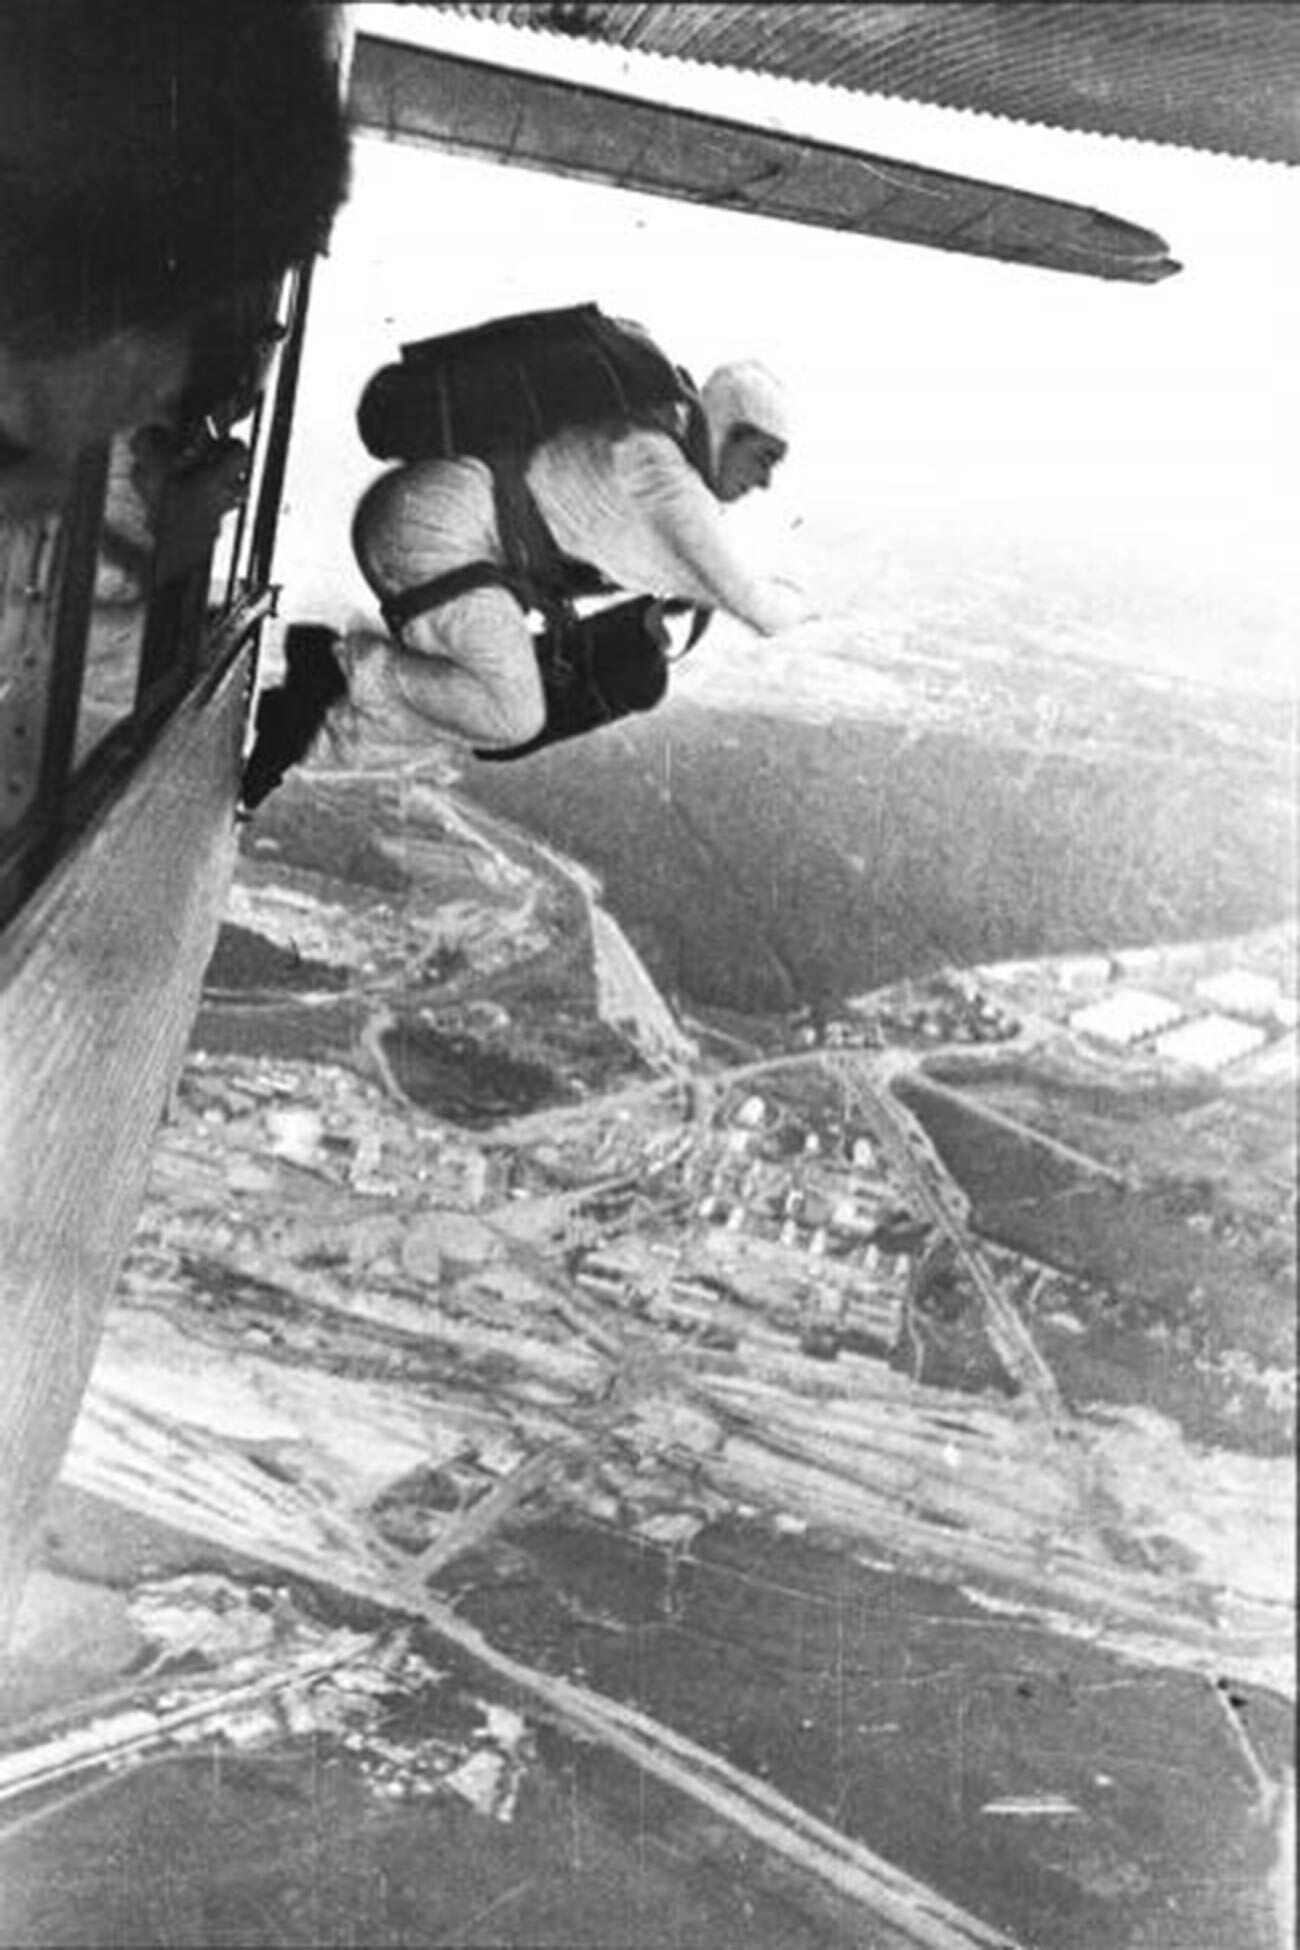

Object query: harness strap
[489,447,578,626]
[680,387,713,484]
[380,560,529,635]
[680,600,713,655]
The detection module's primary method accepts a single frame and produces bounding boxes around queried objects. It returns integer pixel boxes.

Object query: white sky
[282,10,1299,687]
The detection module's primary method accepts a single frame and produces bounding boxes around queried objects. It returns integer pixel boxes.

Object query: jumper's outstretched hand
[760,576,824,632]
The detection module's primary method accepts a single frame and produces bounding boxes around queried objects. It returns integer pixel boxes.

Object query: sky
[277,9,1299,691]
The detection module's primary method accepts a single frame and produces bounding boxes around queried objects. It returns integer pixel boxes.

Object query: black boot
[240,623,348,810]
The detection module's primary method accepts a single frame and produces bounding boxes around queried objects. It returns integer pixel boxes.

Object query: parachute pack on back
[356,302,692,464]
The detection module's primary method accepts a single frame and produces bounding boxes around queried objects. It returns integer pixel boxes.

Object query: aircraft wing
[446,2,1300,168]
[349,33,1180,284]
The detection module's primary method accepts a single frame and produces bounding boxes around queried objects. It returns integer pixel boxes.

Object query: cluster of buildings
[573,1087,924,1360]
[786,975,1020,1053]
[1065,965,1296,1075]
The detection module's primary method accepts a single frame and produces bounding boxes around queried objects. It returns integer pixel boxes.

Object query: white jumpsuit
[350,411,801,750]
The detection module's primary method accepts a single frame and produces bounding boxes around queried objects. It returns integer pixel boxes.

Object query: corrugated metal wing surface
[448,2,1300,165]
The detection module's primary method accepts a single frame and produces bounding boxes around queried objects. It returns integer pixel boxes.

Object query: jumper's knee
[475,685,546,751]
